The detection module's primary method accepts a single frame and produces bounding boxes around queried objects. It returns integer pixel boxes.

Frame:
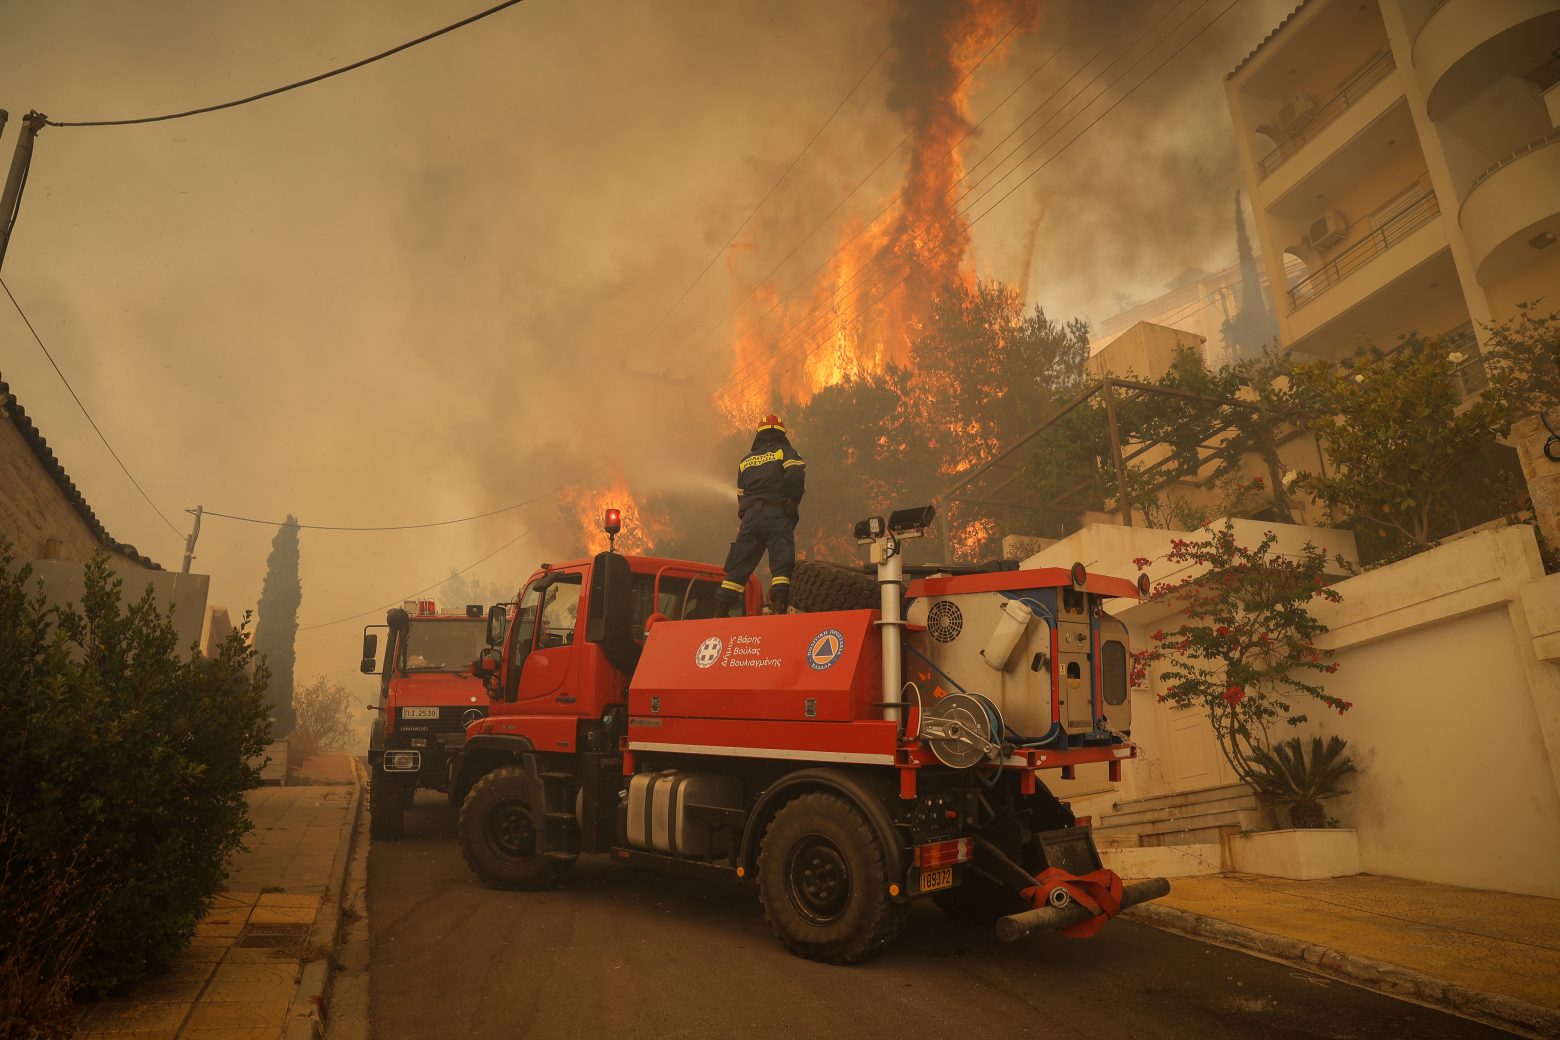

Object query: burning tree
[788,281,1093,559]
[722,0,1040,425]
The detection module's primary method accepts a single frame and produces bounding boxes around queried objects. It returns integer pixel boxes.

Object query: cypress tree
[1222,191,1280,360]
[253,516,301,734]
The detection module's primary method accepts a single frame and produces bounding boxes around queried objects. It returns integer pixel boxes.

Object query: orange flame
[721,1,1037,427]
[558,475,664,557]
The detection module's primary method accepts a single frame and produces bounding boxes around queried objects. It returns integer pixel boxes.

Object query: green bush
[0,547,270,1014]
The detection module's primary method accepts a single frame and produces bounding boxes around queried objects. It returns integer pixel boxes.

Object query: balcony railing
[1442,325,1490,400]
[1287,187,1441,311]
[1257,49,1397,180]
[1382,324,1488,402]
[1462,129,1560,202]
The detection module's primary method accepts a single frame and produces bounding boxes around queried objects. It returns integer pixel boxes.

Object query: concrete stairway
[1091,781,1266,849]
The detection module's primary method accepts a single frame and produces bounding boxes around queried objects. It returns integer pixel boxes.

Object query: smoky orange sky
[0,0,1293,703]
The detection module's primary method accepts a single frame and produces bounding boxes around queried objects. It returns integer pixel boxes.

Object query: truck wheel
[459,767,573,890]
[790,561,880,613]
[757,792,906,964]
[369,773,407,840]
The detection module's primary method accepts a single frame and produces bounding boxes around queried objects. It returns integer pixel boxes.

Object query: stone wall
[0,417,109,562]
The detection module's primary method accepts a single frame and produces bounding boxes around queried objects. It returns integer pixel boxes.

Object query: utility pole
[182,505,203,574]
[0,111,47,273]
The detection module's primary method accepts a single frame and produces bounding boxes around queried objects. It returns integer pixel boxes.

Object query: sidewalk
[1126,872,1560,1036]
[76,754,362,1040]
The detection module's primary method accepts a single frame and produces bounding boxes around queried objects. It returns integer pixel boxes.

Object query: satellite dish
[920,692,1004,769]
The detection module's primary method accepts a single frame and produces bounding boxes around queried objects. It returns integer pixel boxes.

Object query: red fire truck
[362,600,492,839]
[451,505,1168,962]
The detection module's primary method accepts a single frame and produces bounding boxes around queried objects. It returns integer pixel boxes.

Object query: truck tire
[369,773,407,841]
[459,766,573,890]
[757,792,908,964]
[790,561,879,613]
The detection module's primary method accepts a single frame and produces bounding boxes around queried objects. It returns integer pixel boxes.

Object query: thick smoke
[0,0,1297,699]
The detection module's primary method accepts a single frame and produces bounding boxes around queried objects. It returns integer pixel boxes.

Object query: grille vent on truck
[927,601,963,643]
[1101,640,1128,705]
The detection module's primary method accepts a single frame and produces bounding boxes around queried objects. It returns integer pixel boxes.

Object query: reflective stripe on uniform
[782,459,805,468]
[720,580,744,593]
[771,576,790,585]
[739,449,785,472]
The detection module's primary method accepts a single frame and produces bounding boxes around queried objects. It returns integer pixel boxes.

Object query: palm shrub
[1247,735,1357,828]
[0,546,270,1021]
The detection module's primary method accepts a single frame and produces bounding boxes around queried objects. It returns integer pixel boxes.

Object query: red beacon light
[603,508,623,552]
[1137,573,1152,599]
[1070,562,1089,590]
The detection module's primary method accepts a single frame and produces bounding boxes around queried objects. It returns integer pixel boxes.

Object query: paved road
[368,792,1517,1040]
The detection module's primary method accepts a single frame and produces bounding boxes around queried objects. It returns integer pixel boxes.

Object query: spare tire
[790,560,879,613]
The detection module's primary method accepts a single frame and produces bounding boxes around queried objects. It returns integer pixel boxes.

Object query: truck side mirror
[472,647,502,694]
[360,632,379,674]
[486,605,507,647]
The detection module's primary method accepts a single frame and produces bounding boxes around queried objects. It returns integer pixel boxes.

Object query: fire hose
[996,876,1171,942]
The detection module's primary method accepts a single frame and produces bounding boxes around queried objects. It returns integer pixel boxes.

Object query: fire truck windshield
[401,619,487,673]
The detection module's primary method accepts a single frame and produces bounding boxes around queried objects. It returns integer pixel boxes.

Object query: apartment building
[1226,0,1560,546]
[1225,0,1559,377]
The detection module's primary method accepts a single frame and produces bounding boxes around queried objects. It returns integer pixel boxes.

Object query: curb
[283,757,365,1040]
[1125,902,1560,1039]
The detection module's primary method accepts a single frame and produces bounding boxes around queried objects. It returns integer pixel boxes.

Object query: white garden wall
[1029,522,1560,898]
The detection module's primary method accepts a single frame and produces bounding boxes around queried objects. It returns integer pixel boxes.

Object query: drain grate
[235,923,311,949]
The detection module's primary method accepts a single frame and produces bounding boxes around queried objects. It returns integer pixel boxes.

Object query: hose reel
[920,691,1005,769]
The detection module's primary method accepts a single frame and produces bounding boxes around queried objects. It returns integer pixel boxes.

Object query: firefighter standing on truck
[714,414,805,617]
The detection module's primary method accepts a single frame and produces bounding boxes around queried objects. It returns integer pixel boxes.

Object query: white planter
[1228,827,1362,880]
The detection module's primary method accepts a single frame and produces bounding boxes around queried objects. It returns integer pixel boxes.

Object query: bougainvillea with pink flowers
[1134,523,1346,787]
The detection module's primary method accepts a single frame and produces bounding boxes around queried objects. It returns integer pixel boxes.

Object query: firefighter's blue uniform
[715,415,805,616]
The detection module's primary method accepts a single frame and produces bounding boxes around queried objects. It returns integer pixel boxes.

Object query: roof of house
[0,371,162,570]
[1227,0,1312,80]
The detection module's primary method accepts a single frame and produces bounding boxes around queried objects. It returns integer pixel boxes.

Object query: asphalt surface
[368,792,1518,1040]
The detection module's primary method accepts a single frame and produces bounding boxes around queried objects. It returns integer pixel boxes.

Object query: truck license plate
[919,866,954,893]
[401,707,439,719]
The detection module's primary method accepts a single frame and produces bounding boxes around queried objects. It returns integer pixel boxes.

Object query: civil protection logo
[695,636,724,669]
[807,629,845,670]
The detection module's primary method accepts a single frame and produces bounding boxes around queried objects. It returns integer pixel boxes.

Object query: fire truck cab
[450,506,1168,963]
[363,600,492,839]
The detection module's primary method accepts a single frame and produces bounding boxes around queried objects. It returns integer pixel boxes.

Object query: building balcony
[1413,0,1560,120]
[1459,130,1560,284]
[1256,49,1397,181]
[1441,324,1489,402]
[1288,185,1442,311]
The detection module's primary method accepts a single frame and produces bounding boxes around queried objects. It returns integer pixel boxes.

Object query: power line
[1,276,183,537]
[967,0,1242,224]
[298,525,534,631]
[201,464,607,531]
[45,0,528,128]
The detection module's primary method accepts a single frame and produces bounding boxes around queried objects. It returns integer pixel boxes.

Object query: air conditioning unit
[1276,92,1317,132]
[1306,210,1349,251]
